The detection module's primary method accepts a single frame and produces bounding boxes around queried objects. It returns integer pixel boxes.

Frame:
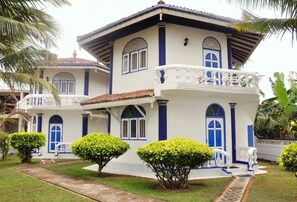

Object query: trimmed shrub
[72,133,130,176]
[137,137,214,189]
[0,132,9,160]
[279,142,297,176]
[10,132,46,163]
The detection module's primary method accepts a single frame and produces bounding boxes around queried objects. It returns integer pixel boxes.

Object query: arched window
[52,72,75,94]
[202,37,221,69]
[121,105,146,139]
[122,38,148,74]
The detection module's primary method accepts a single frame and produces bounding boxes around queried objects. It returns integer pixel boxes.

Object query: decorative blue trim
[227,35,233,69]
[109,44,114,94]
[158,24,166,83]
[107,113,111,133]
[84,70,89,96]
[248,125,254,147]
[157,99,169,141]
[82,114,88,137]
[37,113,43,132]
[221,168,232,175]
[229,103,237,163]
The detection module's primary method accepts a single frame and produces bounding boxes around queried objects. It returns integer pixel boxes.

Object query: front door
[49,124,62,152]
[206,118,224,150]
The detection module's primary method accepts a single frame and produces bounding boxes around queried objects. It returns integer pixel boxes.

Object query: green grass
[0,154,91,202]
[48,162,230,202]
[248,161,297,202]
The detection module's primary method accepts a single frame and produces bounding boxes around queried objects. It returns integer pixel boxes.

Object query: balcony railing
[154,65,259,93]
[17,94,89,110]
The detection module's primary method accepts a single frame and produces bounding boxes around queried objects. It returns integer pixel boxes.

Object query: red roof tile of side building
[57,57,98,65]
[81,89,154,105]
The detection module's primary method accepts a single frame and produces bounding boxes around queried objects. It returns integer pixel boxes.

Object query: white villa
[17,51,109,155]
[18,1,263,177]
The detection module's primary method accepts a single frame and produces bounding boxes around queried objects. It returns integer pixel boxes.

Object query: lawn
[248,161,297,202]
[0,154,91,202]
[48,162,231,202]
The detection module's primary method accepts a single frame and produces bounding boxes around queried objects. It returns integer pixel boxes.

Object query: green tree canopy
[0,0,70,99]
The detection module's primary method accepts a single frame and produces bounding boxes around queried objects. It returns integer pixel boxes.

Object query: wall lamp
[184,37,189,46]
[46,76,49,81]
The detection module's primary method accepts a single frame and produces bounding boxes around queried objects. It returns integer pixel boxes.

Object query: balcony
[17,94,89,111]
[154,65,260,100]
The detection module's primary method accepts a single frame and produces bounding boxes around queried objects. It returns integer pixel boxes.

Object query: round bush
[0,132,9,160]
[72,133,130,176]
[10,132,46,163]
[137,137,214,189]
[279,143,297,175]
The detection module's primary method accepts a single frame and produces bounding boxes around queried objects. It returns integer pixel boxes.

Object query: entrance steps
[223,163,258,177]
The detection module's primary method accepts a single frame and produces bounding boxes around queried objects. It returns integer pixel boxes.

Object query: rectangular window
[139,118,146,139]
[61,81,67,94]
[130,51,138,72]
[122,119,129,139]
[130,118,137,139]
[139,49,147,70]
[68,81,75,94]
[122,54,129,74]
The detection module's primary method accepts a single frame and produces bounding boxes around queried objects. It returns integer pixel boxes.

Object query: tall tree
[228,0,297,40]
[0,0,70,99]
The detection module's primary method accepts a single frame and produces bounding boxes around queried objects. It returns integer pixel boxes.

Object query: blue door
[49,124,62,152]
[207,118,224,150]
[204,50,221,84]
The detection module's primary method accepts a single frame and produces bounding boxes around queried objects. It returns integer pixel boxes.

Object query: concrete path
[15,166,163,202]
[215,176,251,202]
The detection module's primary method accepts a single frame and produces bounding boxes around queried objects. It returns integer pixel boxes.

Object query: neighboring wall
[256,138,297,162]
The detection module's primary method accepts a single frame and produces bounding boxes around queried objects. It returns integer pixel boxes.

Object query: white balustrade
[154,64,259,89]
[206,148,232,169]
[236,147,258,170]
[17,94,89,110]
[55,142,73,156]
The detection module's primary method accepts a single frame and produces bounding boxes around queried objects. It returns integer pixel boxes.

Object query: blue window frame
[121,105,146,140]
[122,38,148,74]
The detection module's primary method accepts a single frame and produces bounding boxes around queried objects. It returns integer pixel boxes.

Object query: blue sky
[47,0,297,99]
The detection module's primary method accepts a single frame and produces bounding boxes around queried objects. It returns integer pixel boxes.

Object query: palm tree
[228,0,297,40]
[0,0,70,100]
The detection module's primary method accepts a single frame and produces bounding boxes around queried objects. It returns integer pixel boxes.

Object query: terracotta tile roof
[81,89,154,105]
[57,57,98,65]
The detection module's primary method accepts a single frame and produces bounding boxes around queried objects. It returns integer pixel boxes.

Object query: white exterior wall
[109,104,159,165]
[88,70,109,98]
[37,111,107,154]
[112,26,158,93]
[166,24,228,68]
[166,95,232,156]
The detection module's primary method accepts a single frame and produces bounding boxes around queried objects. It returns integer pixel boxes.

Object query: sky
[46,0,297,99]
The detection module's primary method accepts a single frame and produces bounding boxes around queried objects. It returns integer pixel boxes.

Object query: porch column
[82,114,88,137]
[84,69,90,96]
[226,34,233,69]
[37,113,43,132]
[229,103,237,163]
[158,23,166,83]
[109,42,114,95]
[157,99,169,141]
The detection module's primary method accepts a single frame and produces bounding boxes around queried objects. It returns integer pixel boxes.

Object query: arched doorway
[206,104,225,151]
[48,115,63,152]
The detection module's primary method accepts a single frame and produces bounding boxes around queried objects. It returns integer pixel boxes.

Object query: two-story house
[77,1,263,177]
[17,51,109,156]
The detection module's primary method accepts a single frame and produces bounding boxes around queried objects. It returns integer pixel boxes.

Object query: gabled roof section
[77,2,263,66]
